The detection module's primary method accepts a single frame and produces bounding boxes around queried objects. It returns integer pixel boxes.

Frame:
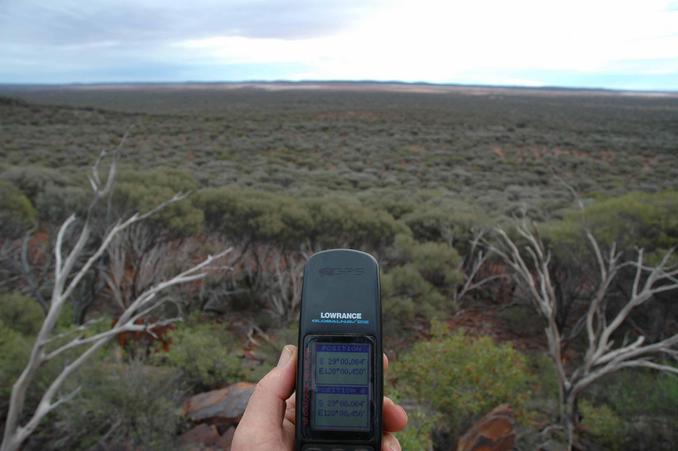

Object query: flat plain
[2,82,677,221]
[1,83,678,450]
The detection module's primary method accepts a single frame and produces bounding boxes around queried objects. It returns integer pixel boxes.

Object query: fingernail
[399,405,408,422]
[277,345,293,367]
[390,439,401,451]
[384,434,401,451]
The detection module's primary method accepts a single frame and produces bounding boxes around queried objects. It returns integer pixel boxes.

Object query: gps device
[295,249,382,451]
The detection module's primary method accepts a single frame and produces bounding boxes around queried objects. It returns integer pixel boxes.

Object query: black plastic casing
[295,249,382,451]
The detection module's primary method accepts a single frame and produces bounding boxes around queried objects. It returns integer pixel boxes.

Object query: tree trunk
[564,390,578,451]
[1,433,23,451]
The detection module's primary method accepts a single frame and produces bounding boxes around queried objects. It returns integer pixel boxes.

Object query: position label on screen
[312,343,370,430]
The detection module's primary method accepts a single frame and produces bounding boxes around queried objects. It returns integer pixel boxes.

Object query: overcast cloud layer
[1,0,677,90]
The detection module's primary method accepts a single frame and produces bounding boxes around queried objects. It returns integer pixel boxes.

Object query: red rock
[180,423,221,448]
[183,382,255,425]
[215,426,236,450]
[456,404,515,451]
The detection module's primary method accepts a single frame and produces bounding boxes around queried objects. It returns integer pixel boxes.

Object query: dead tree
[267,247,305,321]
[452,229,505,304]
[491,221,678,449]
[235,242,307,323]
[101,224,181,312]
[0,150,231,451]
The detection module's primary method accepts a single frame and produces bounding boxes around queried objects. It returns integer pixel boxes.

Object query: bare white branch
[454,229,503,304]
[1,137,227,451]
[490,219,678,450]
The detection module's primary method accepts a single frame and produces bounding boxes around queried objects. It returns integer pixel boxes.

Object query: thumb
[240,345,297,431]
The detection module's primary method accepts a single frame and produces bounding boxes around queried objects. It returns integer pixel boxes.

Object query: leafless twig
[491,220,678,449]
[0,138,230,451]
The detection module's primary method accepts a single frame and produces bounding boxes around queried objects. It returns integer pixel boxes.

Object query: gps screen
[311,342,371,431]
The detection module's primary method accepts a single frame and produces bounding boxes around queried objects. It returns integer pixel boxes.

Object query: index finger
[383,396,408,433]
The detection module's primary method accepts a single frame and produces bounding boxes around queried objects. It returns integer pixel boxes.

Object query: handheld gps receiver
[295,249,382,451]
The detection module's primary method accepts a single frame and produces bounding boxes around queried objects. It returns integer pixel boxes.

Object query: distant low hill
[2,80,676,98]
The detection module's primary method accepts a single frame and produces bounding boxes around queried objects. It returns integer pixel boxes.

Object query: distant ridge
[0,80,676,98]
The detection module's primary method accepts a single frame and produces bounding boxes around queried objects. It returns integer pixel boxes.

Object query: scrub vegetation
[1,85,677,450]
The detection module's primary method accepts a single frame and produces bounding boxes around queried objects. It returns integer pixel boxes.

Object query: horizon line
[0,79,677,95]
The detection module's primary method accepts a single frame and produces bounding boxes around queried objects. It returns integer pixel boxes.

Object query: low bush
[0,165,70,204]
[381,265,446,336]
[154,320,246,390]
[386,388,437,451]
[198,188,312,246]
[302,196,402,250]
[0,293,44,413]
[243,322,300,381]
[394,404,437,451]
[49,358,183,451]
[582,368,678,450]
[34,184,89,224]
[0,292,44,336]
[579,400,626,451]
[402,200,487,253]
[198,188,402,250]
[497,304,544,338]
[114,168,204,236]
[0,321,32,404]
[410,241,462,287]
[0,179,37,237]
[546,190,678,264]
[390,324,531,440]
[602,368,678,418]
[0,310,84,428]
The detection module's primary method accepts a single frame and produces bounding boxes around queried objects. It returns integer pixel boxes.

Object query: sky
[1,0,677,90]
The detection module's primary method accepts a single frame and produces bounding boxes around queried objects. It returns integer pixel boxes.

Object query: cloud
[0,0,676,89]
[0,0,381,44]
[170,0,678,83]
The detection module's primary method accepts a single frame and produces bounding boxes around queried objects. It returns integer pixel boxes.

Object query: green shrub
[358,188,418,219]
[386,232,417,264]
[0,292,44,336]
[198,188,402,249]
[391,326,531,437]
[387,233,463,285]
[581,368,678,449]
[382,265,438,300]
[402,200,487,253]
[34,184,89,224]
[498,304,544,338]
[0,165,70,203]
[114,168,204,236]
[546,190,678,264]
[0,293,46,411]
[0,179,37,236]
[0,321,31,402]
[302,196,402,249]
[410,241,462,287]
[244,322,300,381]
[198,187,312,245]
[592,368,678,419]
[50,358,183,451]
[579,400,626,451]
[382,295,417,327]
[525,352,560,403]
[0,315,76,423]
[154,320,246,390]
[387,389,437,451]
[394,406,437,451]
[381,265,446,335]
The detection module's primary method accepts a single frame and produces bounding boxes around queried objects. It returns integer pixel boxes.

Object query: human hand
[232,345,408,451]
